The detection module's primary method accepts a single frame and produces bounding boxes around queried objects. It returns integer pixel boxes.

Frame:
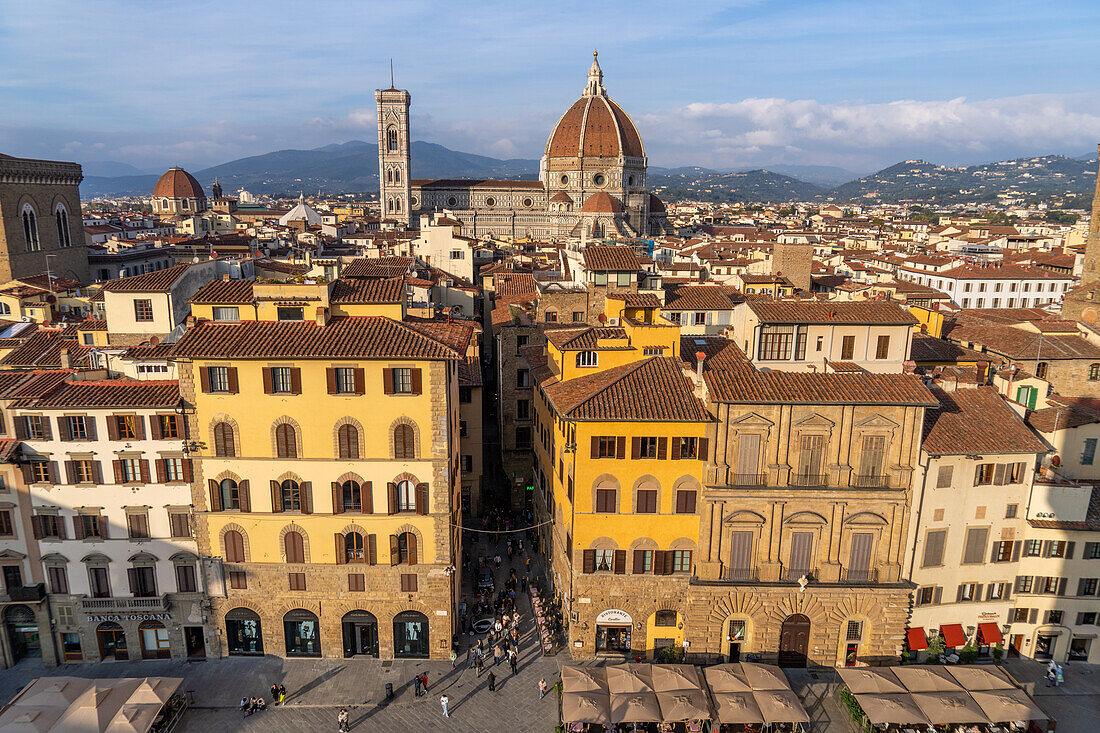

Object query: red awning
[940,623,967,648]
[978,622,1003,645]
[906,627,928,651]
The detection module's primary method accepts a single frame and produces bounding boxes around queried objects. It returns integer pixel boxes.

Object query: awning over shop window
[906,627,928,651]
[940,623,967,648]
[978,622,1003,645]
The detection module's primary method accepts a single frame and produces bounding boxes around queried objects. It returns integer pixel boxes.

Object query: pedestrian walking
[476,651,485,676]
[337,708,350,732]
[513,610,520,627]
[488,671,497,692]
[440,694,450,718]
[414,674,422,697]
[450,649,457,669]
[278,685,286,705]
[270,683,279,706]
[539,678,549,699]
[509,649,518,676]
[494,642,503,665]
[421,672,429,693]
[1056,665,1064,687]
[511,627,519,645]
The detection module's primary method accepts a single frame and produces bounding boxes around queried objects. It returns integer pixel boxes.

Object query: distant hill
[81,160,153,178]
[650,169,826,203]
[764,164,859,187]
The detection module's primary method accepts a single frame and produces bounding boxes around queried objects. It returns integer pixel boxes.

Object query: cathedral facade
[376,53,670,239]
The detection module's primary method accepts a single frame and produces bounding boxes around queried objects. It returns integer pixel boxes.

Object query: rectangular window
[164,458,185,482]
[595,489,617,513]
[0,511,10,537]
[1078,612,1097,625]
[229,571,247,590]
[962,527,989,564]
[916,587,935,605]
[758,326,793,360]
[515,427,531,449]
[636,489,657,514]
[25,416,49,440]
[958,583,977,601]
[544,311,558,323]
[1048,540,1069,558]
[1078,578,1098,596]
[1016,576,1034,593]
[595,436,617,458]
[47,566,68,594]
[1011,608,1029,623]
[1085,439,1098,466]
[642,347,665,356]
[80,514,104,539]
[66,416,88,441]
[1086,542,1100,559]
[390,367,413,394]
[796,434,824,482]
[31,462,51,483]
[168,512,191,538]
[515,335,529,355]
[936,465,953,489]
[875,335,890,360]
[573,311,585,323]
[269,367,292,393]
[88,567,110,597]
[212,306,240,321]
[1024,539,1042,557]
[989,583,1006,600]
[461,455,472,472]
[1039,576,1059,594]
[840,335,855,360]
[516,369,530,388]
[677,437,698,459]
[348,574,365,592]
[400,573,418,592]
[672,550,692,573]
[277,307,304,321]
[674,490,697,514]
[974,463,994,485]
[175,564,197,593]
[517,400,531,420]
[126,513,149,539]
[617,273,631,287]
[288,572,307,591]
[121,458,143,483]
[693,312,706,326]
[638,437,659,459]
[133,299,154,322]
[1006,503,1018,519]
[993,541,1014,562]
[847,620,863,641]
[459,386,472,403]
[208,366,231,392]
[157,415,179,439]
[595,549,614,572]
[115,415,138,440]
[37,514,62,539]
[923,529,947,568]
[334,367,357,394]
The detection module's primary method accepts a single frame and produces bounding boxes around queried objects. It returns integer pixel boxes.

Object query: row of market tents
[838,665,1049,727]
[561,662,811,727]
[0,676,183,733]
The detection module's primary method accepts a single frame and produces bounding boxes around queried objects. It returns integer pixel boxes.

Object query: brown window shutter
[133,416,145,440]
[84,417,97,440]
[699,438,709,461]
[270,480,283,512]
[364,482,374,514]
[1028,608,1038,624]
[30,516,42,539]
[238,480,250,512]
[150,415,162,441]
[675,491,684,513]
[633,549,646,574]
[332,482,343,514]
[590,437,599,459]
[262,367,273,394]
[389,534,399,566]
[582,549,596,574]
[353,368,365,394]
[155,460,166,483]
[182,459,193,482]
[382,369,394,395]
[208,479,223,511]
[415,483,428,515]
[614,549,626,574]
[72,516,85,540]
[1058,577,1068,596]
[367,534,377,565]
[58,417,71,442]
[91,461,103,485]
[335,533,346,565]
[63,460,75,484]
[657,437,667,460]
[1066,542,1076,560]
[326,368,337,394]
[139,460,150,484]
[174,415,185,440]
[126,568,138,595]
[290,368,302,395]
[685,491,696,514]
[631,437,641,459]
[300,482,312,514]
[20,464,32,485]
[387,483,398,514]
[410,368,422,395]
[671,438,681,460]
[227,367,239,394]
[13,417,26,440]
[106,416,119,441]
[199,366,211,393]
[616,436,625,459]
[112,460,124,484]
[408,532,418,565]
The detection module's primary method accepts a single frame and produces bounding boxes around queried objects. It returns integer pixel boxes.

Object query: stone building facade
[0,155,89,284]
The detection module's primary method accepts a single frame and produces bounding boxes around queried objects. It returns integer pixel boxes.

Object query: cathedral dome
[580,191,623,214]
[545,53,644,160]
[153,167,204,199]
[648,193,666,213]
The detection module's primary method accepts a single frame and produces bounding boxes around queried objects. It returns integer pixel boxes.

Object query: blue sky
[2,0,1100,174]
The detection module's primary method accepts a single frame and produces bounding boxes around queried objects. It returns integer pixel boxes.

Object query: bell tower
[1061,143,1100,323]
[375,82,412,226]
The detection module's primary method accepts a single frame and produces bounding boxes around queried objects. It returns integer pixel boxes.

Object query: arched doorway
[342,611,378,658]
[393,611,429,658]
[778,614,810,668]
[5,605,39,661]
[139,621,170,659]
[225,608,263,655]
[283,609,320,657]
[96,621,128,661]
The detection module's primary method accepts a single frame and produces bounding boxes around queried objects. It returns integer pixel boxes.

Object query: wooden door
[778,614,810,668]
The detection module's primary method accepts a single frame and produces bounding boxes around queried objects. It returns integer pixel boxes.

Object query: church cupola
[584,50,605,97]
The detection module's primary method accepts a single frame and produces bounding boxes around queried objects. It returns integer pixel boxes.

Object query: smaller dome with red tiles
[580,191,623,214]
[153,167,204,199]
[648,193,666,213]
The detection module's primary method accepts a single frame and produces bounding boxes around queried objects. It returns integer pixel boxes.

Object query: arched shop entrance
[342,611,378,658]
[226,608,263,656]
[284,609,321,657]
[393,611,428,658]
[96,621,128,661]
[5,605,39,661]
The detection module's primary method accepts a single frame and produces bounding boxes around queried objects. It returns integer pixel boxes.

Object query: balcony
[722,567,759,582]
[6,584,45,602]
[840,566,879,583]
[78,595,169,613]
[782,565,818,583]
[789,473,827,488]
[730,473,767,488]
[850,473,889,489]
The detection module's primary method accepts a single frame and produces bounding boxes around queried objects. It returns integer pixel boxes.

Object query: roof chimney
[695,350,706,379]
[59,348,71,370]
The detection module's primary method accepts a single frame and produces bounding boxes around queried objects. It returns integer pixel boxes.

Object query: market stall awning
[852,693,930,726]
[610,692,662,724]
[752,689,810,724]
[703,664,752,693]
[740,663,791,691]
[970,688,1048,723]
[656,689,713,722]
[650,664,704,693]
[907,626,928,651]
[978,622,1004,645]
[892,665,964,693]
[940,623,967,648]
[606,665,654,695]
[712,692,765,724]
[839,667,906,695]
[910,691,990,725]
[561,666,609,693]
[562,691,612,726]
[945,665,1015,691]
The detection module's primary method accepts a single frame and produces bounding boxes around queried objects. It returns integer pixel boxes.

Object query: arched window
[344,532,364,563]
[213,422,235,457]
[220,479,240,510]
[224,530,245,562]
[397,480,416,512]
[393,424,415,459]
[394,169,401,184]
[275,423,297,458]
[576,351,598,368]
[1089,364,1100,382]
[338,424,359,459]
[394,531,417,564]
[284,530,305,563]
[341,480,362,512]
[281,480,302,511]
[161,198,168,210]
[55,206,71,248]
[0,303,10,316]
[21,206,40,252]
[388,128,398,152]
[1036,362,1049,380]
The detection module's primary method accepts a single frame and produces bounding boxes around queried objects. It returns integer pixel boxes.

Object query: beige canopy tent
[655,689,713,722]
[703,664,752,693]
[837,667,906,694]
[610,692,663,724]
[561,691,612,727]
[851,693,930,726]
[650,664,704,693]
[561,666,609,693]
[0,677,183,733]
[910,691,991,725]
[945,665,1017,691]
[741,663,791,691]
[970,688,1048,723]
[753,689,811,724]
[605,664,654,694]
[892,665,964,693]
[712,691,765,725]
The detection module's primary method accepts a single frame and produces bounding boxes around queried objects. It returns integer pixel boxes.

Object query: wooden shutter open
[364,482,373,514]
[133,416,145,440]
[155,460,166,483]
[631,437,641,459]
[615,436,625,459]
[149,415,162,440]
[289,368,302,395]
[407,532,418,565]
[699,438,709,461]
[334,533,346,565]
[590,437,599,459]
[353,368,365,394]
[389,534,399,566]
[332,482,344,514]
[238,480,251,512]
[208,479,223,512]
[106,416,119,441]
[262,367,274,394]
[671,438,681,460]
[300,482,312,514]
[226,367,239,394]
[633,549,646,574]
[112,460,124,484]
[326,368,337,394]
[199,366,211,393]
[270,481,283,512]
[387,483,398,514]
[58,416,71,442]
[657,437,667,460]
[613,549,626,574]
[382,369,394,395]
[138,460,150,484]
[410,369,422,395]
[367,534,377,565]
[582,549,596,574]
[415,483,427,515]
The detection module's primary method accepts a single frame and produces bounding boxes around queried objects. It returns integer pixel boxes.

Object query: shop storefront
[96,622,128,661]
[595,609,632,654]
[226,608,264,656]
[283,609,321,657]
[393,611,429,658]
[4,605,40,661]
[342,611,378,658]
[139,621,171,659]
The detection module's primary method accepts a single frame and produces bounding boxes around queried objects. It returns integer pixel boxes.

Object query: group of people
[1046,659,1065,686]
[239,696,267,717]
[412,671,431,696]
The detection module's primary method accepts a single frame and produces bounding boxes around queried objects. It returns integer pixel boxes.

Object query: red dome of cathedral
[153,167,204,199]
[545,53,644,160]
[580,191,624,214]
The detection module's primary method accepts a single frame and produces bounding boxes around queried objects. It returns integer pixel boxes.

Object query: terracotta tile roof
[953,308,1051,326]
[170,316,469,360]
[1027,404,1100,432]
[582,245,641,272]
[740,274,792,285]
[910,334,998,363]
[100,263,191,292]
[0,439,20,462]
[606,292,661,307]
[580,192,623,214]
[545,326,629,351]
[663,285,743,311]
[944,323,1100,361]
[255,259,310,276]
[922,387,1047,455]
[190,279,256,304]
[330,277,405,304]
[122,342,175,360]
[59,319,107,339]
[0,369,75,399]
[747,300,918,325]
[937,263,1074,280]
[343,257,415,279]
[494,273,538,299]
[10,379,180,409]
[0,332,94,368]
[18,274,83,291]
[540,357,711,422]
[1031,320,1080,334]
[458,356,483,387]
